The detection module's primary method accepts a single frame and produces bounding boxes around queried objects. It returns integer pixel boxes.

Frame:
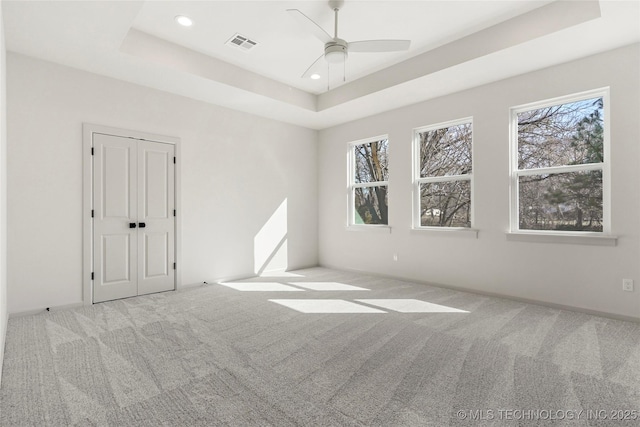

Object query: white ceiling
[131,0,554,94]
[3,1,640,130]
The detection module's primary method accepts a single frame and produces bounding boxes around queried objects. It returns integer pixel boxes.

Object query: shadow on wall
[254,199,288,275]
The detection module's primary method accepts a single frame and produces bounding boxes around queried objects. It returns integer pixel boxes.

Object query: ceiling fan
[287,0,411,79]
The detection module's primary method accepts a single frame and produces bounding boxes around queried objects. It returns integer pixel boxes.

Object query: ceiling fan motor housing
[328,0,345,11]
[325,38,348,63]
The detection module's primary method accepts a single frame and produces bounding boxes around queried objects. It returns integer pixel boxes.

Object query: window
[511,90,608,233]
[414,119,473,228]
[349,136,389,226]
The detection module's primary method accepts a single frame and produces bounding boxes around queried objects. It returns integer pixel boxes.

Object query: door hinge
[91,272,94,280]
[173,209,176,217]
[173,156,176,164]
[91,147,94,155]
[173,262,176,270]
[91,209,94,218]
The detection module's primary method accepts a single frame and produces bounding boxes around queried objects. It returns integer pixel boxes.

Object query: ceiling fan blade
[286,9,333,44]
[348,40,411,53]
[301,53,325,78]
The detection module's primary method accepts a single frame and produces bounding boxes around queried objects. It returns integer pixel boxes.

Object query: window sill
[506,231,617,246]
[411,227,478,238]
[346,225,392,233]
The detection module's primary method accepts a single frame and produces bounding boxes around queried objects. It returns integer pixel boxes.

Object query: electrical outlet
[392,253,398,261]
[622,279,634,292]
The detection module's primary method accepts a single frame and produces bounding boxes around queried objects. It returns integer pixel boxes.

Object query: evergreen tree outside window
[511,90,609,233]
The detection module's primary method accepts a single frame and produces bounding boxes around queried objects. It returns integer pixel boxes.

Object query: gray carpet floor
[1,267,639,426]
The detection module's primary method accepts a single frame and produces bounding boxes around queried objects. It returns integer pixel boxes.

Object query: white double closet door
[93,133,175,303]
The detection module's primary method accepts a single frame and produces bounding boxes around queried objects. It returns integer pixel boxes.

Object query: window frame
[509,88,611,236]
[412,117,474,231]
[347,135,390,229]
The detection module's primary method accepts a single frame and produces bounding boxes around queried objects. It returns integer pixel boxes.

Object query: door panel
[137,141,175,296]
[144,232,168,278]
[102,234,131,283]
[144,150,169,219]
[102,146,132,218]
[93,134,137,303]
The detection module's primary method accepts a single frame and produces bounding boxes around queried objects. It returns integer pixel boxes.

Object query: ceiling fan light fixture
[324,41,347,63]
[325,50,346,63]
[174,15,193,27]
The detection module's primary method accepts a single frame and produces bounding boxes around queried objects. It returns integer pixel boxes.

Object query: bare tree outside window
[515,95,604,232]
[350,138,389,225]
[415,121,472,228]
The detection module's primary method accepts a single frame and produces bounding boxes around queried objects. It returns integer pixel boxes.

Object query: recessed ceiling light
[175,15,193,27]
[310,74,321,80]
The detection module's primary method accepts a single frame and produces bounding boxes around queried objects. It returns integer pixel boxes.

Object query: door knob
[129,222,137,228]
[139,222,146,228]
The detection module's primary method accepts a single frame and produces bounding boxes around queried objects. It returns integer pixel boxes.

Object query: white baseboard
[9,301,85,318]
[319,263,640,323]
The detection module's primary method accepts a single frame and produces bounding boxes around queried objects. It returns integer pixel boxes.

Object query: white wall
[7,53,318,314]
[0,1,7,384]
[318,44,640,319]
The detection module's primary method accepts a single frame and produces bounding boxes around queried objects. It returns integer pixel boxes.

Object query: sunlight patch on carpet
[269,299,386,313]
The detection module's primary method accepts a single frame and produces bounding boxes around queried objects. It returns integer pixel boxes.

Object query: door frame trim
[82,123,181,305]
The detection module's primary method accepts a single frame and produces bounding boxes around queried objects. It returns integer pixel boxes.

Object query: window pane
[517,97,603,170]
[519,171,603,232]
[354,186,388,225]
[419,123,472,178]
[419,180,471,227]
[354,139,389,183]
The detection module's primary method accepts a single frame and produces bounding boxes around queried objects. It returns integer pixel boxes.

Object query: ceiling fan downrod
[324,0,347,64]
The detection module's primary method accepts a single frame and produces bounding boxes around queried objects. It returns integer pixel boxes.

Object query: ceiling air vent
[226,33,258,52]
